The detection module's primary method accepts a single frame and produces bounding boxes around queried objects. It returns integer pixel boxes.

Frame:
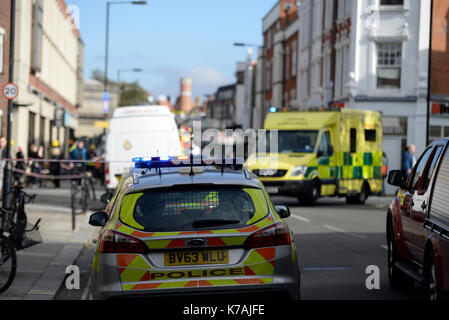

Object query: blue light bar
[132,156,245,170]
[269,107,277,113]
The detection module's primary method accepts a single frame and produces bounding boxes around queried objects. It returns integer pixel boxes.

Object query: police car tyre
[0,234,17,292]
[387,222,413,290]
[425,250,441,301]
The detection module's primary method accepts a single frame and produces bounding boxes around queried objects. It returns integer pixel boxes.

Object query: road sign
[2,83,19,100]
[103,92,110,113]
[94,121,110,129]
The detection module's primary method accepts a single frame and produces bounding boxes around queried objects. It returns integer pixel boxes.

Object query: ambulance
[245,109,383,205]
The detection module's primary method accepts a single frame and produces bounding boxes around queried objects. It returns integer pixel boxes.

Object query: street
[49,193,427,300]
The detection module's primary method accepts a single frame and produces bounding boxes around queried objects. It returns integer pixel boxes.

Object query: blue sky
[67,0,276,102]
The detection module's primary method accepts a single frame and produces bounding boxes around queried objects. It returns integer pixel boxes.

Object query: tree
[90,69,149,106]
[119,81,149,106]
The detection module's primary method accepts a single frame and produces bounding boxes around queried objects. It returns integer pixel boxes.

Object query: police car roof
[125,167,262,193]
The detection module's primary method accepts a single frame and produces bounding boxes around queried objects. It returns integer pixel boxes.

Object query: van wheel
[346,184,368,205]
[425,251,441,300]
[301,181,320,206]
[387,223,413,290]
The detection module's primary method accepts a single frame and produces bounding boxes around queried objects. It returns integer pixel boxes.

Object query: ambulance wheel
[301,181,320,206]
[346,184,368,205]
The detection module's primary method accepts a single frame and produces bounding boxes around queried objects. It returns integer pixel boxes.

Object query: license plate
[266,187,279,194]
[164,250,229,266]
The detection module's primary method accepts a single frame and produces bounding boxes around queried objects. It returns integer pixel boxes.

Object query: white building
[234,48,255,131]
[12,0,83,157]
[291,0,435,195]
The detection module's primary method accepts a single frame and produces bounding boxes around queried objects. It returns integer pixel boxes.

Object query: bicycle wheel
[0,234,17,292]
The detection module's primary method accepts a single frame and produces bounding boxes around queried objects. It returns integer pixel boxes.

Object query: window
[365,130,377,142]
[350,128,356,153]
[429,146,449,228]
[430,126,442,139]
[0,28,4,74]
[410,148,433,190]
[380,0,404,5]
[120,188,268,232]
[319,131,331,156]
[377,43,402,89]
[421,146,443,192]
[31,0,43,72]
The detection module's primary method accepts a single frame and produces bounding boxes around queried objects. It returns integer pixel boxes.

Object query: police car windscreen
[119,187,269,232]
[429,147,449,229]
[266,130,318,153]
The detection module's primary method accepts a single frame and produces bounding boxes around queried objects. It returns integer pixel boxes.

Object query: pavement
[0,184,103,300]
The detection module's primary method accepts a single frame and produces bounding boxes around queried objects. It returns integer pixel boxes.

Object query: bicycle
[70,170,96,231]
[0,184,41,292]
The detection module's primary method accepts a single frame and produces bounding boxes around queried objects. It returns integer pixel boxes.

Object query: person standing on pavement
[70,140,87,175]
[50,141,63,188]
[381,152,389,196]
[402,144,416,180]
[0,137,8,197]
[14,146,26,186]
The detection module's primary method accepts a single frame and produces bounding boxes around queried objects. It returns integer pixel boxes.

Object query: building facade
[0,0,11,138]
[205,84,236,130]
[255,0,449,194]
[12,0,83,158]
[254,0,299,129]
[234,48,256,131]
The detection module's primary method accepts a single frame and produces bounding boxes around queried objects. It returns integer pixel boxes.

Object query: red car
[387,139,449,300]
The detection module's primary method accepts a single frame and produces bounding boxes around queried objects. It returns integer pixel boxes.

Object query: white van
[105,105,182,190]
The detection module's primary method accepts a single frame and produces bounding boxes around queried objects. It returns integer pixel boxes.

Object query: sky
[67,0,277,103]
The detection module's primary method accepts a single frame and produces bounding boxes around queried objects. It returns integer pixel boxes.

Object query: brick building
[0,0,11,138]
[429,0,449,139]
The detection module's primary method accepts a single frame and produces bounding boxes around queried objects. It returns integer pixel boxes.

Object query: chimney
[180,78,192,113]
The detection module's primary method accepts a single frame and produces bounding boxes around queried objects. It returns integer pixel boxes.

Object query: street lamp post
[2,0,16,208]
[104,1,147,94]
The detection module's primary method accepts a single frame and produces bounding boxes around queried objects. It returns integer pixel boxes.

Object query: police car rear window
[119,187,269,232]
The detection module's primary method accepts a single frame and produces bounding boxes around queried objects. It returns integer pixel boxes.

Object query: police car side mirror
[89,212,108,227]
[275,205,291,219]
[388,170,406,189]
[100,192,113,204]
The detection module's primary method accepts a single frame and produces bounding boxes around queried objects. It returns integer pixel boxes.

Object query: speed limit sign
[2,83,19,100]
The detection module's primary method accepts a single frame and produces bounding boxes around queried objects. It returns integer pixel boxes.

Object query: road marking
[291,214,311,223]
[381,245,388,250]
[323,224,368,240]
[81,276,92,300]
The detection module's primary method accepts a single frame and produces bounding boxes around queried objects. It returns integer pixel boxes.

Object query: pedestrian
[14,146,25,186]
[382,152,389,196]
[402,144,416,180]
[0,137,7,197]
[70,141,87,184]
[50,140,63,188]
[28,144,40,188]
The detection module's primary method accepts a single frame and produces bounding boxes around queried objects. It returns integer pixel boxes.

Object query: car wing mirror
[387,170,406,189]
[275,205,291,219]
[328,145,334,156]
[89,211,108,227]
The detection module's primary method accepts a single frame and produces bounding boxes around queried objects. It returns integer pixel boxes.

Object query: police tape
[12,168,85,180]
[0,158,129,163]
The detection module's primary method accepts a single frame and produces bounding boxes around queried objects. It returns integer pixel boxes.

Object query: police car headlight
[290,165,307,177]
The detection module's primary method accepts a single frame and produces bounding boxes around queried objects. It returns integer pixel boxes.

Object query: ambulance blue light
[269,107,277,113]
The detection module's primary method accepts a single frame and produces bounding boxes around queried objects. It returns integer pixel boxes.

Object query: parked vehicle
[387,138,449,300]
[89,157,300,300]
[245,108,383,205]
[104,106,182,191]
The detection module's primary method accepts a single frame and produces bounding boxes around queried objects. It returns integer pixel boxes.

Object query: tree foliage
[90,69,149,106]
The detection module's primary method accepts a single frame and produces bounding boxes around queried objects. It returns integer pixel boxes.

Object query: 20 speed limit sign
[2,83,19,100]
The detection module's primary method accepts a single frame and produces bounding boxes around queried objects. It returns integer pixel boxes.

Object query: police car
[89,156,301,299]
